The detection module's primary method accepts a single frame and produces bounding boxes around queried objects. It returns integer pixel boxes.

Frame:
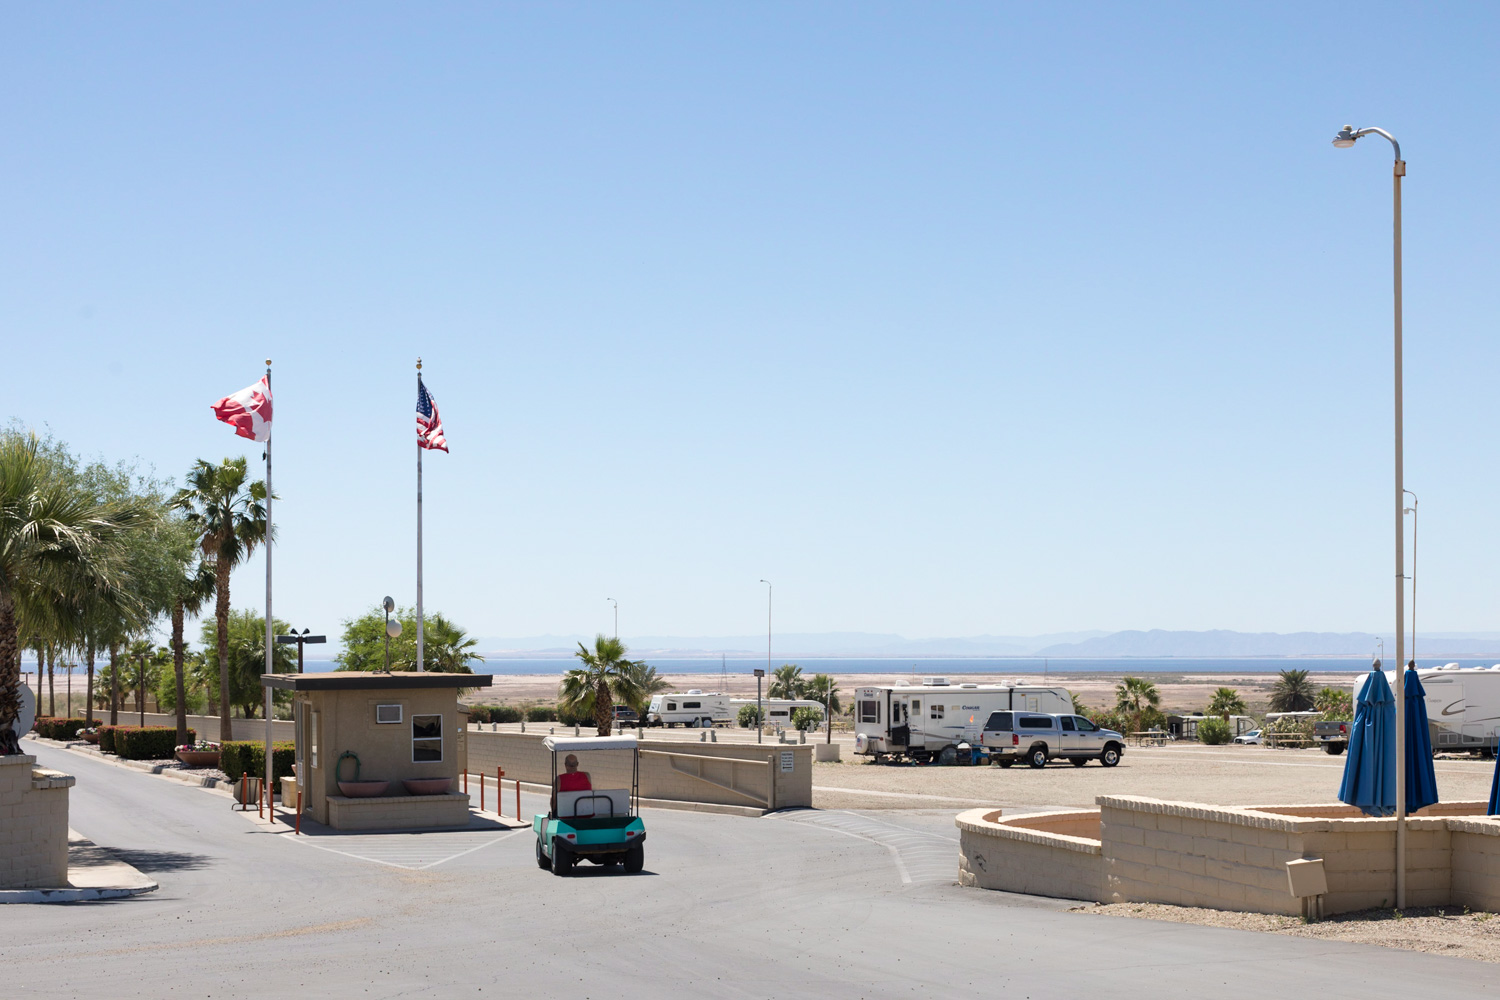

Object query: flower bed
[175,741,221,768]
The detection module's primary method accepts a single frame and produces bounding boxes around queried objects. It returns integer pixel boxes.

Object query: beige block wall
[300,688,462,825]
[0,755,72,889]
[464,730,812,810]
[115,712,295,742]
[326,792,470,831]
[956,808,1103,901]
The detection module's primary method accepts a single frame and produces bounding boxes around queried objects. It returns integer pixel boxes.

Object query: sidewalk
[0,831,158,904]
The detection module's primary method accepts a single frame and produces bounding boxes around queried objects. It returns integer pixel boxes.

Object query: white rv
[1365,664,1500,754]
[646,691,733,727]
[729,698,825,728]
[852,678,1073,762]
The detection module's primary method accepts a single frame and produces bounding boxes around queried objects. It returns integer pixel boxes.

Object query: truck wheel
[551,838,574,876]
[1028,746,1048,769]
[1070,757,1088,767]
[624,846,644,873]
[1100,745,1121,767]
[1324,742,1346,756]
[535,838,551,870]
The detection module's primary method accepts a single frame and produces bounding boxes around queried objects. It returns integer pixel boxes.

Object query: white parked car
[1233,728,1263,745]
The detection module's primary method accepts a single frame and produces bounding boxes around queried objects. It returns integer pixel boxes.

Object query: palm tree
[1207,687,1246,721]
[0,433,144,754]
[168,558,216,745]
[804,673,841,744]
[620,660,670,725]
[1269,669,1315,713]
[769,664,805,700]
[422,613,483,673]
[1070,691,1090,716]
[172,458,268,742]
[1114,676,1161,734]
[559,634,643,736]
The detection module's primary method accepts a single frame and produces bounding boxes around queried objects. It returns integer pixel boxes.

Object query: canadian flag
[212,376,273,442]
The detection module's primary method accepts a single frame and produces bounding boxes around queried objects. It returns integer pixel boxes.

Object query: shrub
[464,705,490,724]
[36,717,88,740]
[791,707,824,732]
[557,705,591,727]
[737,704,764,728]
[491,705,522,724]
[98,725,140,754]
[1266,714,1316,747]
[220,741,296,781]
[117,727,193,761]
[1197,717,1232,745]
[526,706,557,723]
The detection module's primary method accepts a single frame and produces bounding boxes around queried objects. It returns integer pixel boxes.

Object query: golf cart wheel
[551,837,574,877]
[996,759,1014,769]
[624,845,644,873]
[1100,745,1121,767]
[1070,757,1088,767]
[1027,746,1048,769]
[535,838,551,869]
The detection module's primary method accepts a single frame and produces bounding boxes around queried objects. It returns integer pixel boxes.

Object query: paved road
[5,740,1497,997]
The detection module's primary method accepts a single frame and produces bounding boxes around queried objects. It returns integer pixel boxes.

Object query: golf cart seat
[557,788,630,819]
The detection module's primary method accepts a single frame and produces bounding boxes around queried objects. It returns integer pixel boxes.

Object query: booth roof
[261,671,493,691]
[542,735,638,752]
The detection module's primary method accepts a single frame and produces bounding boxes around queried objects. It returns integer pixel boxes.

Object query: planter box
[402,778,452,796]
[175,750,221,768]
[338,780,390,798]
[80,733,100,745]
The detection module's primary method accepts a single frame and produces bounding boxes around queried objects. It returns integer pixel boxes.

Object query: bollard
[480,772,485,812]
[497,766,503,808]
[240,774,247,811]
[296,790,302,835]
[463,771,468,793]
[259,778,265,820]
[516,777,521,821]
[711,729,717,743]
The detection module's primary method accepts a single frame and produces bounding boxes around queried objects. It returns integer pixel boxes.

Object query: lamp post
[608,598,618,640]
[1333,122,1407,908]
[759,579,772,681]
[1404,490,1418,665]
[382,596,401,673]
[753,668,766,745]
[276,628,327,673]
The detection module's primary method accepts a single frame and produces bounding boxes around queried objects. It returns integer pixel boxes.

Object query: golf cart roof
[542,735,638,753]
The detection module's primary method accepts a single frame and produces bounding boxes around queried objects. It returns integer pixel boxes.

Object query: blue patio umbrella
[1489,741,1500,815]
[1405,666,1439,813]
[1338,668,1396,817]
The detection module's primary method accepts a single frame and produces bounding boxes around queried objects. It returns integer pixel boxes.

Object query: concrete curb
[0,832,158,905]
[25,736,236,799]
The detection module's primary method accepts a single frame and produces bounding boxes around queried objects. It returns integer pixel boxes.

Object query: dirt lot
[811,743,1497,811]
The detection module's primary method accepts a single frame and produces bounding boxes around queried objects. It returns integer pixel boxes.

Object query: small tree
[1197,717,1232,745]
[791,706,823,732]
[1207,687,1246,721]
[737,703,764,728]
[1315,686,1353,719]
[1269,669,1316,713]
[1115,676,1162,733]
[769,664,805,700]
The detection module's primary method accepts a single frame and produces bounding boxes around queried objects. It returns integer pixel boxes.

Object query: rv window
[984,711,1013,731]
[1018,715,1052,730]
[911,699,920,713]
[667,702,677,711]
[1060,716,1075,731]
[859,700,879,723]
[930,704,945,720]
[683,701,701,709]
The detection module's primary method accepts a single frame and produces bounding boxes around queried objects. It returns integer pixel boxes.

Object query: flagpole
[416,358,424,673]
[263,359,274,811]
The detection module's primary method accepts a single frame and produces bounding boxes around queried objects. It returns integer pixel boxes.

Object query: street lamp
[1405,490,1418,666]
[1333,122,1408,907]
[276,627,328,673]
[608,598,618,640]
[759,579,772,682]
[753,668,766,745]
[383,596,402,673]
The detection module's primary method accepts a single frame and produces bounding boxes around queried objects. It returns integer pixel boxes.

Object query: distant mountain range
[471,629,1500,659]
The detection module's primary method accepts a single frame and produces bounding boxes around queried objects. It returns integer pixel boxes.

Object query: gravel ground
[1078,901,1500,963]
[811,744,1498,810]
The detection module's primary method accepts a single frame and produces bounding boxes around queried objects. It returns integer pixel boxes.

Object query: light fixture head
[1332,124,1359,148]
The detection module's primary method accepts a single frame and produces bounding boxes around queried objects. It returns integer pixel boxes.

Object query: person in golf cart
[558,753,591,792]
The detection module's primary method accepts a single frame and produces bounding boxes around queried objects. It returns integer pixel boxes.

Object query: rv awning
[542,735,638,752]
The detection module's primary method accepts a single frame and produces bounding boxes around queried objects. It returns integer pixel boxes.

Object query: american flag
[416,377,448,452]
[212,376,272,442]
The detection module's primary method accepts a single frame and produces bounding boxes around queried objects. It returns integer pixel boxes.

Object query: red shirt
[558,771,591,792]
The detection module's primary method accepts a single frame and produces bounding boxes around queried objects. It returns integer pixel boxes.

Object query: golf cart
[533,735,646,876]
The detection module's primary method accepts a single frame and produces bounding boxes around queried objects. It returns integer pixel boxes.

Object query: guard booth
[262,671,492,831]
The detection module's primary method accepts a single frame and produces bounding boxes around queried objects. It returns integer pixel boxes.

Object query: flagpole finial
[416,357,422,371]
[265,358,272,367]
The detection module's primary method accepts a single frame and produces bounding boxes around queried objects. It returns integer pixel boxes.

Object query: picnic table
[1129,730,1169,747]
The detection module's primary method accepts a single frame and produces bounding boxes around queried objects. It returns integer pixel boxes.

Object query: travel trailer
[1367,664,1500,755]
[646,692,826,728]
[852,678,1072,762]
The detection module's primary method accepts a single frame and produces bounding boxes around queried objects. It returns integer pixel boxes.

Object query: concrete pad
[0,831,158,904]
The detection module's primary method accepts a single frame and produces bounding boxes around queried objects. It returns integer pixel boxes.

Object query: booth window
[412,715,442,762]
[310,711,320,769]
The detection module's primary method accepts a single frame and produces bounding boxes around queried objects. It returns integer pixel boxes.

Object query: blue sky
[3,3,1498,643]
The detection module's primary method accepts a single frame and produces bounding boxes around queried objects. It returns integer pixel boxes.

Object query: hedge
[99,725,140,754]
[492,705,522,724]
[526,706,557,723]
[465,705,491,724]
[117,727,193,761]
[220,741,296,781]
[34,717,89,740]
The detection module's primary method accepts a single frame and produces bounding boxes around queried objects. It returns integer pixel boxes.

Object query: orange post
[516,777,521,821]
[463,771,468,793]
[258,778,264,819]
[480,772,485,812]
[296,790,302,835]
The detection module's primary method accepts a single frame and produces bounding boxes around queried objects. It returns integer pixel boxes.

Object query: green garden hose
[336,750,361,783]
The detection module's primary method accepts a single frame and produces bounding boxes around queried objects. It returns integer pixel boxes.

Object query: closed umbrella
[1338,668,1396,817]
[1404,666,1439,813]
